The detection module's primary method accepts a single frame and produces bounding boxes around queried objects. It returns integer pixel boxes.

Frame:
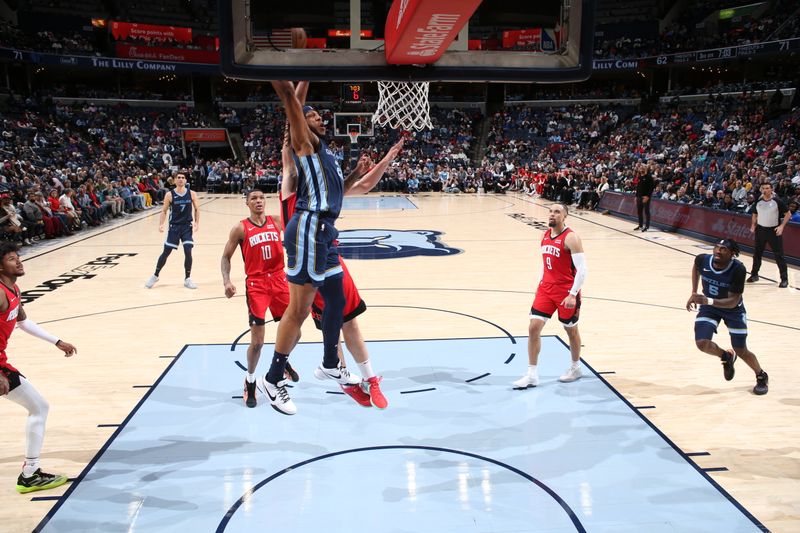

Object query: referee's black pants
[752,225,788,281]
[636,196,650,228]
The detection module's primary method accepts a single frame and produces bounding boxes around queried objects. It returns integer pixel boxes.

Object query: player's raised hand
[387,138,404,160]
[355,154,373,176]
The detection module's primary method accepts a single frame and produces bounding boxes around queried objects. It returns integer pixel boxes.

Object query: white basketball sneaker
[314,364,362,385]
[260,376,297,415]
[184,278,197,289]
[144,275,159,289]
[512,373,539,389]
[559,365,583,383]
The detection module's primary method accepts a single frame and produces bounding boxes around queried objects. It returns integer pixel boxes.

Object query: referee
[748,182,790,288]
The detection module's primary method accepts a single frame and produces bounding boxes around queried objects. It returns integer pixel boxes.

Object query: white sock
[528,365,538,376]
[23,458,39,477]
[246,373,256,383]
[358,360,375,380]
[571,361,579,369]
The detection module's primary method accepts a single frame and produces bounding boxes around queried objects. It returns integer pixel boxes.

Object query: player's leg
[513,294,553,388]
[244,324,265,408]
[556,293,583,382]
[267,273,301,382]
[5,375,68,493]
[146,237,177,288]
[725,313,768,395]
[642,198,651,230]
[341,318,387,408]
[694,308,737,380]
[182,226,196,289]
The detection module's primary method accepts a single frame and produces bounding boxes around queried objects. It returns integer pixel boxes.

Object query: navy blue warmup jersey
[292,138,345,219]
[694,254,746,307]
[170,189,193,225]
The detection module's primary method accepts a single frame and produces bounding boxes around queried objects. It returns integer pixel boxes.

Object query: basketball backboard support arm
[349,0,469,53]
[219,0,595,83]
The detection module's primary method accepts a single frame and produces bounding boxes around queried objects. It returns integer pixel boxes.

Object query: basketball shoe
[341,383,372,407]
[364,376,388,409]
[144,275,159,288]
[314,364,361,385]
[284,361,300,383]
[753,371,768,395]
[722,350,737,381]
[559,365,583,382]
[243,378,257,408]
[184,278,197,289]
[512,373,539,389]
[16,469,68,494]
[259,376,297,415]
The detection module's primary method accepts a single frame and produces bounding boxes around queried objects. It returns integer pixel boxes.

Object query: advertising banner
[111,21,192,43]
[599,192,800,265]
[116,44,219,64]
[182,129,227,142]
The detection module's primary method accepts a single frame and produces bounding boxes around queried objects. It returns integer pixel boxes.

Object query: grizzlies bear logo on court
[337,229,462,260]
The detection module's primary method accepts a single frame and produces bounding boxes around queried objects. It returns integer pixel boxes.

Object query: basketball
[291,27,307,49]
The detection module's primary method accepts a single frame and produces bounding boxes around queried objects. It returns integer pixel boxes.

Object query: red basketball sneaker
[365,376,388,409]
[341,383,372,407]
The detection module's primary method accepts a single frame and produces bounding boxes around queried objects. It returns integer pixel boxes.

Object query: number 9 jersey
[540,228,576,286]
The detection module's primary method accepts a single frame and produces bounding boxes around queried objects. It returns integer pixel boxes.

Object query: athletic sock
[358,360,375,380]
[528,364,538,376]
[23,458,40,477]
[266,352,289,385]
[246,373,256,384]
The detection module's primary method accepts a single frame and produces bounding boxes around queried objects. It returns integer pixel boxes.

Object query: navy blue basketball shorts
[694,304,748,348]
[165,223,193,248]
[284,211,343,287]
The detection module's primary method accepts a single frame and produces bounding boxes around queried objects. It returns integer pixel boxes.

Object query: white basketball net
[373,81,433,131]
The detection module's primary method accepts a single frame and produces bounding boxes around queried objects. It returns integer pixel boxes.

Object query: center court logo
[337,229,461,260]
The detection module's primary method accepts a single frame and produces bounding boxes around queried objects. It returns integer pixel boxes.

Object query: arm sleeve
[694,254,705,270]
[17,319,59,345]
[569,253,587,295]
[730,263,746,294]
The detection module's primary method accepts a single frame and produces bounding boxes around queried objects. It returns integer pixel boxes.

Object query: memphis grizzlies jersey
[170,189,193,225]
[292,138,345,218]
[694,254,746,307]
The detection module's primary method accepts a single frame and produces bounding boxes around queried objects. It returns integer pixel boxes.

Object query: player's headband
[303,105,315,115]
[716,238,740,256]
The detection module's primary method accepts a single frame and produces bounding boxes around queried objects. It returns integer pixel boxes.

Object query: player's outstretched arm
[294,81,309,104]
[343,154,373,192]
[280,124,298,198]
[221,223,244,298]
[346,138,404,195]
[271,80,313,156]
[16,307,77,356]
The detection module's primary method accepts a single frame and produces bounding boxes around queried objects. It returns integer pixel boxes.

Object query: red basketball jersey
[240,216,284,278]
[540,227,575,286]
[280,191,297,228]
[0,282,21,371]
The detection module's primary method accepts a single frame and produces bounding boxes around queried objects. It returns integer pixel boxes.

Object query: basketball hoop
[347,129,360,145]
[373,81,433,131]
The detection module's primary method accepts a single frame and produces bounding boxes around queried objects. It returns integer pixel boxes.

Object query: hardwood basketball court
[2,192,797,532]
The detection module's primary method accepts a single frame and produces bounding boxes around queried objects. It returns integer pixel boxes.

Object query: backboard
[219,0,595,83]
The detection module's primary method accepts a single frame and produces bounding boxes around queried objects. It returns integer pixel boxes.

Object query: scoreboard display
[341,83,363,105]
